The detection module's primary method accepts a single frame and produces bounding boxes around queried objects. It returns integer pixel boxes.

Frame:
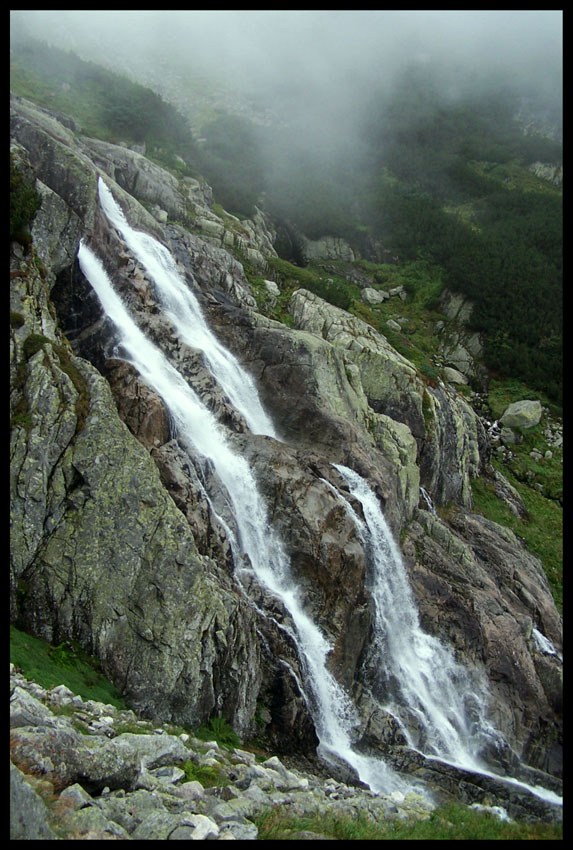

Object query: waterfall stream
[97,179,277,439]
[334,465,501,771]
[77,179,560,805]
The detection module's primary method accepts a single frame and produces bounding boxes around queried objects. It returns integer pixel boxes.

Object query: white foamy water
[333,463,562,806]
[420,486,437,515]
[97,178,277,439]
[532,627,562,661]
[335,464,495,770]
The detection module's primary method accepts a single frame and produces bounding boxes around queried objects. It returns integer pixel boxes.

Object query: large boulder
[10,762,57,840]
[300,235,355,263]
[500,400,543,429]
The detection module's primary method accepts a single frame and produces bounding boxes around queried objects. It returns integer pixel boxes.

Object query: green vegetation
[194,716,241,749]
[22,332,51,359]
[471,461,562,611]
[357,70,561,405]
[10,311,26,329]
[10,625,126,709]
[487,377,560,421]
[10,39,200,176]
[267,255,447,388]
[10,153,42,245]
[255,801,562,840]
[182,759,230,788]
[267,256,360,312]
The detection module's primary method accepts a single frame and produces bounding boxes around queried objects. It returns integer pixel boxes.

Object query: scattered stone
[386,319,402,332]
[261,279,280,306]
[8,633,563,839]
[500,426,520,445]
[151,205,168,223]
[180,813,220,840]
[389,285,405,297]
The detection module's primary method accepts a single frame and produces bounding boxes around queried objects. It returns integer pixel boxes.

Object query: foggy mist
[10,10,562,116]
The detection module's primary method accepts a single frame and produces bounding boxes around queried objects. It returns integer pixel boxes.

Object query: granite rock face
[402,508,562,776]
[10,94,562,803]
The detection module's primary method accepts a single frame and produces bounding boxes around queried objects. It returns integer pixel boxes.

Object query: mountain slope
[10,78,561,817]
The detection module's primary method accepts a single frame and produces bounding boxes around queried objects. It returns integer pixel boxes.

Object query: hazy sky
[11,10,562,146]
[11,10,562,89]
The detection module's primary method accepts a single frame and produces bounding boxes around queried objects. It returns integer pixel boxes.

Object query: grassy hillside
[10,38,201,177]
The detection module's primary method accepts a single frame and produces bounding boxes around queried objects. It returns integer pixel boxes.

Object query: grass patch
[472,160,562,197]
[10,625,126,709]
[471,464,562,611]
[254,801,562,840]
[267,256,360,312]
[10,153,42,245]
[182,760,230,788]
[488,377,561,421]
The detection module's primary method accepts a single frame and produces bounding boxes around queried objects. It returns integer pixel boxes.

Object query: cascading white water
[420,486,437,515]
[333,464,562,806]
[78,181,560,805]
[334,464,498,771]
[77,224,411,797]
[532,628,563,662]
[97,179,276,439]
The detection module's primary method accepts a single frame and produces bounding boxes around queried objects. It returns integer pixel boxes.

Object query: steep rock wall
[10,94,562,785]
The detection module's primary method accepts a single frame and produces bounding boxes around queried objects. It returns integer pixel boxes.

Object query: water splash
[335,464,504,771]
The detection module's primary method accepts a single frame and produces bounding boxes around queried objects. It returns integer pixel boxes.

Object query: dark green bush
[10,154,41,244]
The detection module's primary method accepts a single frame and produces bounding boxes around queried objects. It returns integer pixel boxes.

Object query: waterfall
[97,179,277,439]
[420,486,437,515]
[333,464,562,806]
[335,464,499,771]
[532,628,563,662]
[77,193,412,797]
[78,180,560,805]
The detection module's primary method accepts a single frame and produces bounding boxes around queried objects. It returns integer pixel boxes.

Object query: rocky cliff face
[10,94,562,810]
